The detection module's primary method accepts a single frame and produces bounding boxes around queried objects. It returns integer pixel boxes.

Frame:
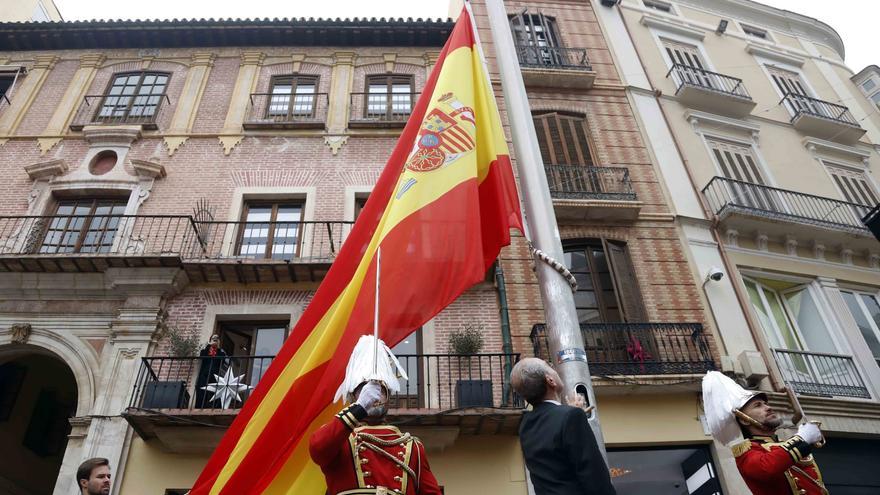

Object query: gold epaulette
[732,440,752,458]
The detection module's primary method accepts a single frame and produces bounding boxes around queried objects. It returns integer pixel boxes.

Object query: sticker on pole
[556,348,587,364]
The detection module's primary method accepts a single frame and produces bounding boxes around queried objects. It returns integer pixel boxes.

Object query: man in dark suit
[511,357,616,495]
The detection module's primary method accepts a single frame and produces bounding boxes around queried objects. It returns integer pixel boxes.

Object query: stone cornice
[675,0,845,60]
[79,53,106,69]
[24,158,67,180]
[130,158,166,179]
[639,14,705,40]
[32,54,59,70]
[684,109,761,136]
[190,52,216,67]
[332,51,357,66]
[746,43,805,67]
[240,51,265,66]
[82,125,142,146]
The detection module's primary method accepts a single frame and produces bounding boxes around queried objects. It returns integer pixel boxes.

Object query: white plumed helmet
[701,371,768,446]
[334,334,409,404]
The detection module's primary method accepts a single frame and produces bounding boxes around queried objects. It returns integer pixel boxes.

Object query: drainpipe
[494,260,515,403]
[613,5,784,390]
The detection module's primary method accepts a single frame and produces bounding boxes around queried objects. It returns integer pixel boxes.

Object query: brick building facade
[0,5,720,494]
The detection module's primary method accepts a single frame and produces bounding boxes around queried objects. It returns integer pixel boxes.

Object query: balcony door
[267,75,317,120]
[236,201,303,260]
[841,291,880,369]
[662,38,715,89]
[564,240,648,368]
[767,65,817,116]
[39,199,127,254]
[366,75,413,120]
[533,112,601,196]
[744,277,851,394]
[390,328,422,408]
[97,72,168,122]
[707,139,779,212]
[219,321,290,390]
[510,12,561,66]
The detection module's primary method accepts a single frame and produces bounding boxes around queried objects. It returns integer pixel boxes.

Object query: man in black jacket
[511,357,615,495]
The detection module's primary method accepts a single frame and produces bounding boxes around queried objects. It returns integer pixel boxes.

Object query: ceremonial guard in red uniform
[309,336,442,495]
[702,371,827,495]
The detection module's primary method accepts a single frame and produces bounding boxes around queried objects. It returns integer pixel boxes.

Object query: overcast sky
[53,0,874,72]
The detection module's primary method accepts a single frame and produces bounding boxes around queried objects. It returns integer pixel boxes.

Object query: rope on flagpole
[528,241,578,293]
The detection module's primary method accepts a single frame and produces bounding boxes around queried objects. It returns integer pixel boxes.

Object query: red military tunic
[734,435,827,495]
[309,404,442,495]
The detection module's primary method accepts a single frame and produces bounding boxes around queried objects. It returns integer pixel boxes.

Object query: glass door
[219,322,290,393]
[841,291,880,369]
[390,329,421,408]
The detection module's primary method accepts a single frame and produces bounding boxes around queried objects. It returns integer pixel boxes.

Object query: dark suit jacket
[519,402,616,495]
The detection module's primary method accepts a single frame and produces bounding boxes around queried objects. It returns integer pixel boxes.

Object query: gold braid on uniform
[355,431,418,481]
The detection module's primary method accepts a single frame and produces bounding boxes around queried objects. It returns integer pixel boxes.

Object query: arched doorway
[0,349,78,495]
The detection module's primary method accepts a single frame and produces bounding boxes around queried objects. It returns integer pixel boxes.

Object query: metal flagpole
[480,0,607,454]
[372,247,381,375]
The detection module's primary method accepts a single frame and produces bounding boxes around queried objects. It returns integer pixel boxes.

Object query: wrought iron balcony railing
[773,348,871,399]
[128,353,522,413]
[0,215,354,263]
[666,63,750,99]
[70,93,171,130]
[530,323,714,375]
[780,92,860,127]
[244,92,329,128]
[349,92,419,124]
[515,45,591,71]
[544,165,637,201]
[193,220,354,261]
[0,215,202,258]
[702,176,872,234]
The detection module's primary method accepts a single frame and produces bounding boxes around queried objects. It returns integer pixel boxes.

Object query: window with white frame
[643,0,673,13]
[741,24,769,40]
[706,138,779,211]
[825,164,879,207]
[862,78,876,92]
[841,290,880,368]
[661,38,718,90]
[743,276,870,399]
[743,277,839,354]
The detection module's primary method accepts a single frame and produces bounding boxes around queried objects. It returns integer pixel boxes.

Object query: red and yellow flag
[189,7,522,494]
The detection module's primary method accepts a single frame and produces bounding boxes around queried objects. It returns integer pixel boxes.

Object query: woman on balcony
[195,334,229,408]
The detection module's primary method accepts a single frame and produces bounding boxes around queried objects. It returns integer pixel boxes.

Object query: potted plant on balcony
[141,326,196,409]
[449,323,492,408]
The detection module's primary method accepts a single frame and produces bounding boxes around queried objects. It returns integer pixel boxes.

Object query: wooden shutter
[532,112,594,166]
[603,240,647,322]
[828,165,880,206]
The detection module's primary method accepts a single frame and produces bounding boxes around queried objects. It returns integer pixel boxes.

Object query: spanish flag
[189,7,522,493]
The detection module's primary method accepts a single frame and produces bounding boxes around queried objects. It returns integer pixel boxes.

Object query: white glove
[355,381,383,411]
[796,422,822,444]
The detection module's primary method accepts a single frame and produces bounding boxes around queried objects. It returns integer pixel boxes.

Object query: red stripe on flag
[213,158,520,492]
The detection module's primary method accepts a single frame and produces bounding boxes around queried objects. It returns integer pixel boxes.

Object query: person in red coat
[732,394,826,495]
[702,371,827,495]
[309,335,442,495]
